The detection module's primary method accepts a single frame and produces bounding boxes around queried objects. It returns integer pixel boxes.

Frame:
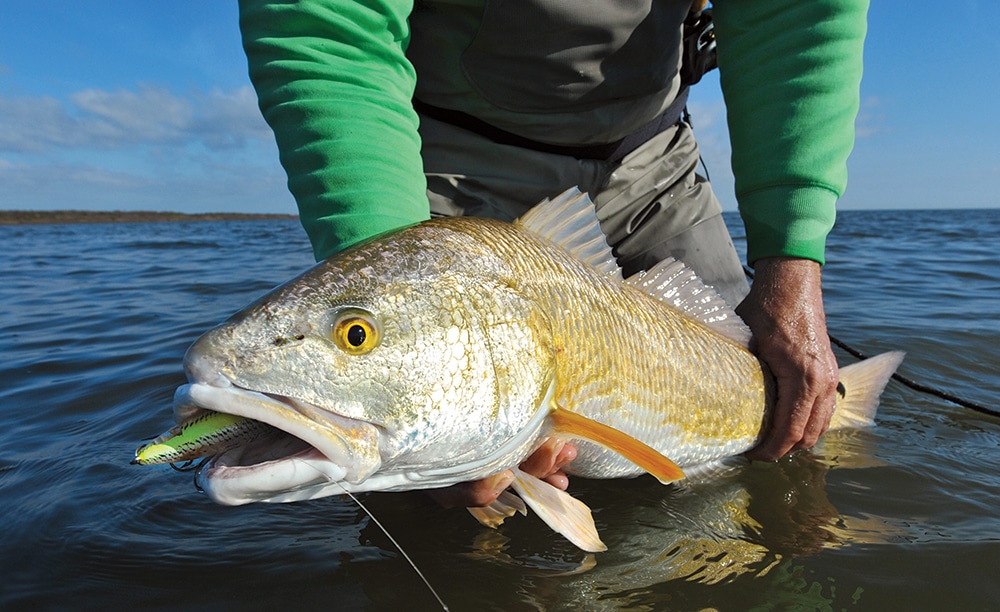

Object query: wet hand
[427,438,577,508]
[735,257,840,461]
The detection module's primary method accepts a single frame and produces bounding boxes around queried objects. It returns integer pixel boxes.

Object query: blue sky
[1,1,997,214]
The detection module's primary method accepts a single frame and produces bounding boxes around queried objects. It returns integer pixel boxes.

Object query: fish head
[178,221,557,505]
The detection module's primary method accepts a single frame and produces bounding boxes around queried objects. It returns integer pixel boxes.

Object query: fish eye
[347,324,366,347]
[331,309,380,355]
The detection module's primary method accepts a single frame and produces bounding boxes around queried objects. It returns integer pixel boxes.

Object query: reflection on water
[343,431,911,610]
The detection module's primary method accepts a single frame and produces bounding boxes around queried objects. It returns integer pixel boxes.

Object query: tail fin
[829,351,906,430]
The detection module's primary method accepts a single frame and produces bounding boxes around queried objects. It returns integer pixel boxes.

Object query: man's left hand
[427,437,577,508]
[736,257,840,461]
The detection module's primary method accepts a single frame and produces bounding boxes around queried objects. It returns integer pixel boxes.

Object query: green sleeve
[239,0,429,261]
[713,0,868,265]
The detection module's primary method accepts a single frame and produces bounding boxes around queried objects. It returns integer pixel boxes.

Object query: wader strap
[413,87,689,164]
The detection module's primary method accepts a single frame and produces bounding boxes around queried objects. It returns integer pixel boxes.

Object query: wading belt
[413,87,689,164]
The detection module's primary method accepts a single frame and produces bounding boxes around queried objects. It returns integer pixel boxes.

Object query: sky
[0,1,997,215]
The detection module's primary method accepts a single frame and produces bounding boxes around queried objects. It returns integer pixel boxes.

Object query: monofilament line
[337,484,450,611]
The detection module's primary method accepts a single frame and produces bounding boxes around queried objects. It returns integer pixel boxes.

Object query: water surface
[1,210,998,610]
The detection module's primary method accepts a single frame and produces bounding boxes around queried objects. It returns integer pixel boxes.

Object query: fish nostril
[183,330,231,386]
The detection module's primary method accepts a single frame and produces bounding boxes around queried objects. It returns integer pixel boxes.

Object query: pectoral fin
[549,408,685,484]
[466,474,605,553]
[509,468,606,552]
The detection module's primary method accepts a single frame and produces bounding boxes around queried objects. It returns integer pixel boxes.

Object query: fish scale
[465,220,768,473]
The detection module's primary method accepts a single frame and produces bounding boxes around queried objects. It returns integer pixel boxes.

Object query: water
[1,210,998,610]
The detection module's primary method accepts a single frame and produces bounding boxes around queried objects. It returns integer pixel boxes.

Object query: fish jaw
[175,380,556,506]
[175,296,388,505]
[171,383,383,505]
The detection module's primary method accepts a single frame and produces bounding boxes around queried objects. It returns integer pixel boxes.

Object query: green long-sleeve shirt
[239,0,867,265]
[240,0,428,261]
[714,1,867,265]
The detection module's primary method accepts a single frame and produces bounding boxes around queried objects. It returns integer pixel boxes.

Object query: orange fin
[549,408,685,484]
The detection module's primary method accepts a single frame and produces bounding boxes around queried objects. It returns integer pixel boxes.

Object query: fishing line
[284,459,449,610]
[826,333,997,418]
[742,266,997,418]
[334,484,450,612]
[174,455,446,606]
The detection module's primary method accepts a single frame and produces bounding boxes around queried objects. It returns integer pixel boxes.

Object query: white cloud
[0,84,295,213]
[0,84,271,153]
[70,85,195,140]
[194,86,274,149]
[0,95,80,151]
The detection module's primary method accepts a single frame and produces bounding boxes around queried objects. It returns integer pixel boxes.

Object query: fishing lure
[135,413,448,608]
[132,411,273,466]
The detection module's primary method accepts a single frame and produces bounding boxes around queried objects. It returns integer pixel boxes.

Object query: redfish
[135,188,902,552]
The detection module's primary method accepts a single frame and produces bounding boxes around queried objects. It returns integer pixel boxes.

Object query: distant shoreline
[0,210,298,226]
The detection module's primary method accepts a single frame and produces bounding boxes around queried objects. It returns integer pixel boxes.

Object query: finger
[521,439,575,490]
[793,385,837,452]
[748,390,809,461]
[426,439,579,508]
[552,440,577,470]
[518,437,568,478]
[542,471,570,490]
[426,470,515,508]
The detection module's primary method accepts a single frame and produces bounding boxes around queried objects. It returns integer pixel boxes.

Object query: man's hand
[427,438,578,508]
[735,257,840,461]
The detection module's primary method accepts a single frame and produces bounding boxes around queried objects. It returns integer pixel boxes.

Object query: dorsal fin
[625,257,752,347]
[515,187,623,281]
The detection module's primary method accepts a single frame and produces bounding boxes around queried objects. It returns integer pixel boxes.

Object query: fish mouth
[173,382,381,506]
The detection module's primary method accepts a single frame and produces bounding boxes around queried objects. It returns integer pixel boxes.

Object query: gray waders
[419,114,750,307]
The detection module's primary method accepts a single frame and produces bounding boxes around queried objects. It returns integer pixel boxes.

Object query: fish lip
[198,443,342,501]
[172,380,379,504]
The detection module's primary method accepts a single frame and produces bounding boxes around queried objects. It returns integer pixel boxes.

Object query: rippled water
[1,210,998,610]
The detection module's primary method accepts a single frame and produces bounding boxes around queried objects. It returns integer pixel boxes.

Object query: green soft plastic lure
[132,411,273,466]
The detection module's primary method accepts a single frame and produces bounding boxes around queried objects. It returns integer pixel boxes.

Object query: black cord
[826,333,997,417]
[741,266,997,418]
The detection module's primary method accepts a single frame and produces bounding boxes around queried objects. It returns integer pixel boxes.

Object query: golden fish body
[445,214,769,478]
[141,189,901,550]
